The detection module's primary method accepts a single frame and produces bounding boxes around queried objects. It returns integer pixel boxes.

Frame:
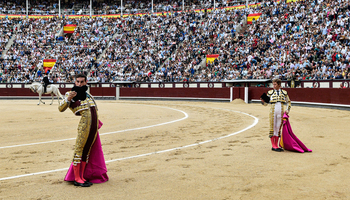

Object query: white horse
[29,82,63,105]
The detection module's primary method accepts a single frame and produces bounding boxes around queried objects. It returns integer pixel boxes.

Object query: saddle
[42,84,51,93]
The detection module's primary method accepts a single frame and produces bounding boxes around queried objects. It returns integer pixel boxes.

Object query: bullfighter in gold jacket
[261,78,291,152]
[58,74,98,187]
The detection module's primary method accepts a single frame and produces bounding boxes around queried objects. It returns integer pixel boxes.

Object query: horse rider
[43,73,51,93]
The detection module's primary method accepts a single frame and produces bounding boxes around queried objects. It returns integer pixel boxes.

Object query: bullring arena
[1,0,350,198]
[1,94,350,199]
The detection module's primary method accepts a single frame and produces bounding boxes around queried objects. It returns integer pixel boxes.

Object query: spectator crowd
[0,0,350,84]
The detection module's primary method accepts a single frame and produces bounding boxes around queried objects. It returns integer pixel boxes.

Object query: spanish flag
[248,3,261,8]
[206,54,219,64]
[63,24,77,33]
[43,59,56,73]
[247,13,262,24]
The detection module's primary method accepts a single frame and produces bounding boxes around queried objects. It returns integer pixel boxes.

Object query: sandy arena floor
[0,99,349,200]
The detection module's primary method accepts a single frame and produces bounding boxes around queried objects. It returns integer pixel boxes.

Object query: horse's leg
[38,93,42,105]
[39,90,45,105]
[56,91,61,104]
[50,93,54,105]
[42,94,46,104]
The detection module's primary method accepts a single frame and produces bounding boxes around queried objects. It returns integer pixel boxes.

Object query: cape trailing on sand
[280,113,312,153]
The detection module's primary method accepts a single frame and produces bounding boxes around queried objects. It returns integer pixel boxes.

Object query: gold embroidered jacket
[264,89,291,112]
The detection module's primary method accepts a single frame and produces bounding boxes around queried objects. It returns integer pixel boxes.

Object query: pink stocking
[273,136,279,148]
[271,137,277,149]
[80,161,87,182]
[73,163,84,183]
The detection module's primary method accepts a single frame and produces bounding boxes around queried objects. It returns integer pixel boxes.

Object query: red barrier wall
[0,88,115,97]
[0,88,36,96]
[232,87,245,100]
[0,87,348,106]
[90,87,116,97]
[59,88,72,96]
[120,88,231,99]
[249,87,350,105]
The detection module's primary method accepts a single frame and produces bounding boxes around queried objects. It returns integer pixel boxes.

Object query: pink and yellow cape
[280,113,312,153]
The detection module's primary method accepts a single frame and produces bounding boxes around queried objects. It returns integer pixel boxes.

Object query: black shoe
[278,148,284,152]
[74,181,91,187]
[272,148,282,152]
[85,181,93,186]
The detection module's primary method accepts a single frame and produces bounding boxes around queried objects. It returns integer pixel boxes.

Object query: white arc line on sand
[105,108,259,163]
[0,106,258,181]
[0,105,188,150]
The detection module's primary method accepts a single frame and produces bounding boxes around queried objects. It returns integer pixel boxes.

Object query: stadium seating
[0,0,349,83]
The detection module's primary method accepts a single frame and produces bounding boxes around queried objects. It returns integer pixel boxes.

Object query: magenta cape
[64,120,109,183]
[280,113,312,153]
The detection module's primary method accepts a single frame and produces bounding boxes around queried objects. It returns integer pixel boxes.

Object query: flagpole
[26,0,28,18]
[58,0,61,18]
[182,0,184,12]
[90,0,92,18]
[182,0,185,12]
[152,0,154,14]
[121,0,123,17]
[214,0,216,10]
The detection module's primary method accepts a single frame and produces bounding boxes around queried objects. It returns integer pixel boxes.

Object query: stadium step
[1,24,20,59]
[161,14,207,70]
[96,32,122,63]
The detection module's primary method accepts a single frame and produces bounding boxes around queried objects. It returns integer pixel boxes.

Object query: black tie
[277,90,279,95]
